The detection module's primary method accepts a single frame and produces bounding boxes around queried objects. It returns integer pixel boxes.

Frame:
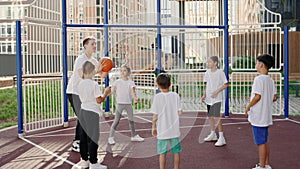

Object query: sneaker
[131,134,144,142]
[265,165,272,169]
[255,164,272,169]
[215,137,226,146]
[108,137,115,145]
[72,140,80,152]
[252,164,267,169]
[89,162,107,169]
[76,159,89,168]
[204,133,218,141]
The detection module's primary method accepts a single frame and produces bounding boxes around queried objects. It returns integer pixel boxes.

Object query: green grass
[0,87,17,129]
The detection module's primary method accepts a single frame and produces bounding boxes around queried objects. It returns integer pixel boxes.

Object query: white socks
[219,132,224,138]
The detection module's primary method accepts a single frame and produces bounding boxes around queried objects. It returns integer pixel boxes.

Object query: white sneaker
[131,134,144,142]
[108,137,115,145]
[204,133,218,141]
[265,165,272,169]
[76,159,89,168]
[89,162,107,169]
[255,164,272,169]
[72,140,80,152]
[252,164,267,169]
[215,137,226,146]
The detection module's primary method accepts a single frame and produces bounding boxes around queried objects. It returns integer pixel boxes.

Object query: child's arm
[131,87,138,104]
[152,114,158,137]
[95,87,112,104]
[201,83,206,102]
[178,110,183,116]
[211,82,229,98]
[245,94,261,115]
[273,94,277,102]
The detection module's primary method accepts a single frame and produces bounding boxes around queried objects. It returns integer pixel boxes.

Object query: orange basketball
[100,57,114,72]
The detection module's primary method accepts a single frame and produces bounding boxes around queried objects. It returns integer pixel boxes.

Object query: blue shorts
[157,137,182,154]
[252,126,268,145]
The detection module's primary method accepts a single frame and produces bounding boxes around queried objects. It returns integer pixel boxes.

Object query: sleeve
[252,77,263,95]
[203,71,208,82]
[150,95,158,114]
[221,71,228,84]
[130,80,136,88]
[93,82,102,98]
[73,57,84,72]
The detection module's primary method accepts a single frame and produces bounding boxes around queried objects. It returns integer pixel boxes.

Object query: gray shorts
[207,102,221,117]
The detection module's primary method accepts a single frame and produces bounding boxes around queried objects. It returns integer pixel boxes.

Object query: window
[7,25,11,35]
[7,44,11,52]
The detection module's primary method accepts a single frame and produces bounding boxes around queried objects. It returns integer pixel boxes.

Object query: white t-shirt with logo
[203,69,228,105]
[112,79,136,104]
[248,74,276,127]
[78,79,102,115]
[66,53,98,95]
[150,92,181,140]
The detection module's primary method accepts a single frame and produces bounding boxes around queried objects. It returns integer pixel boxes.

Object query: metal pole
[284,26,289,119]
[16,20,24,137]
[224,0,230,117]
[157,0,162,74]
[104,0,110,113]
[62,0,69,127]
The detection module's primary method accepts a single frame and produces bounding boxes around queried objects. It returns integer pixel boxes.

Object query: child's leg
[209,117,215,131]
[258,143,267,168]
[109,104,124,137]
[265,142,270,165]
[85,111,99,164]
[216,118,223,132]
[159,154,167,169]
[173,153,180,169]
[125,104,136,136]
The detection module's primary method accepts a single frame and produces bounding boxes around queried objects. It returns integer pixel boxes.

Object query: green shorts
[157,137,182,154]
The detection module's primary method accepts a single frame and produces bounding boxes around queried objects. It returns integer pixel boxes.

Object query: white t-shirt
[150,92,181,140]
[78,79,103,115]
[66,53,98,95]
[203,69,228,105]
[248,74,276,127]
[112,79,136,104]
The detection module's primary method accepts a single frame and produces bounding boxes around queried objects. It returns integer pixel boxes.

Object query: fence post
[62,0,69,127]
[224,0,230,117]
[284,26,289,119]
[16,20,24,137]
[104,0,111,114]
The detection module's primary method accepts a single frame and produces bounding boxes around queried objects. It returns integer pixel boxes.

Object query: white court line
[19,136,80,168]
[287,118,300,124]
[135,115,152,123]
[26,118,292,138]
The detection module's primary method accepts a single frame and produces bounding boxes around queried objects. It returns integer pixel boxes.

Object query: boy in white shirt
[151,73,182,169]
[77,61,110,169]
[246,54,277,169]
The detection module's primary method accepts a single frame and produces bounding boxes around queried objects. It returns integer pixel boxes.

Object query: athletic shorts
[207,102,221,117]
[157,137,182,154]
[252,126,268,145]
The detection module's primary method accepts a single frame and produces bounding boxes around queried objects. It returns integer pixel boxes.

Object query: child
[107,65,144,145]
[151,73,182,169]
[77,61,110,169]
[66,36,107,152]
[246,54,277,169]
[201,56,229,146]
